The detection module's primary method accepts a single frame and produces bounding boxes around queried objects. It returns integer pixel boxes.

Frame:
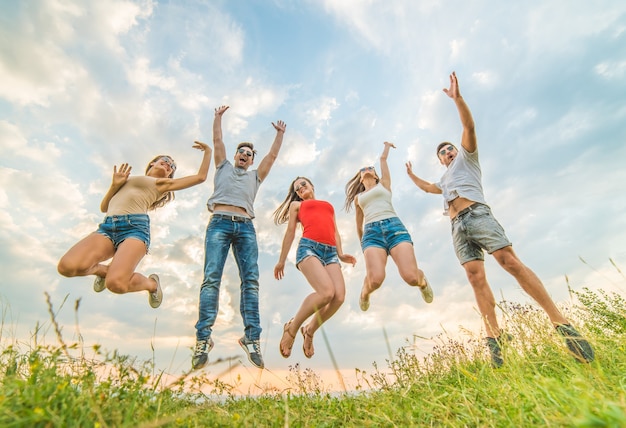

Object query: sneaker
[93,276,106,293]
[148,274,163,308]
[191,337,214,370]
[238,336,264,369]
[418,276,434,303]
[359,293,370,311]
[485,333,512,368]
[555,324,595,363]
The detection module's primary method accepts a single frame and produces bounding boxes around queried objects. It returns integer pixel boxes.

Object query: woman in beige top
[57,142,212,308]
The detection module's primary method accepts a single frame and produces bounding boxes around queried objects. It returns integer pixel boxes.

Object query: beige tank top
[106,176,162,215]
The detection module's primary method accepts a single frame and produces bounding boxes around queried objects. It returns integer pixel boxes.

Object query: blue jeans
[195,215,261,341]
[451,203,511,264]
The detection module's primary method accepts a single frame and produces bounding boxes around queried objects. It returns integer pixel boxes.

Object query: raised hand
[405,161,415,176]
[193,140,211,152]
[272,120,287,133]
[214,105,229,116]
[112,163,131,187]
[443,71,460,99]
[384,141,396,149]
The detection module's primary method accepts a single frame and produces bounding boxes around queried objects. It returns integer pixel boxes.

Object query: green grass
[1,277,625,426]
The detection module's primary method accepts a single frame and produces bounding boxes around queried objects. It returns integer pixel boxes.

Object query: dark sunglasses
[237,148,254,157]
[439,146,455,157]
[294,180,308,192]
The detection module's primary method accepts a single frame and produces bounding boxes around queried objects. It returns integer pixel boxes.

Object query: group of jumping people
[57,72,594,370]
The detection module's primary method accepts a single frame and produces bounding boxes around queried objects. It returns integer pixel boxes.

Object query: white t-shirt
[435,146,488,216]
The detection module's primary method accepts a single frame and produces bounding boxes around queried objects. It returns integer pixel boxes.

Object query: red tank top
[298,199,336,246]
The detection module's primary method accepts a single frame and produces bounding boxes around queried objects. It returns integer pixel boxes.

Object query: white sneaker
[93,276,106,293]
[148,274,163,308]
[419,276,434,303]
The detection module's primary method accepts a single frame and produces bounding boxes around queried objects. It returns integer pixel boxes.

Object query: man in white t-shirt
[406,72,594,367]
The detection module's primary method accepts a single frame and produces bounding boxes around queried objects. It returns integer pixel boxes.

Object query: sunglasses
[294,180,308,193]
[159,156,176,171]
[439,146,455,157]
[360,166,375,172]
[237,148,254,157]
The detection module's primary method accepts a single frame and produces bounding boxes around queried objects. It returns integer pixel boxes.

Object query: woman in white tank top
[344,142,433,312]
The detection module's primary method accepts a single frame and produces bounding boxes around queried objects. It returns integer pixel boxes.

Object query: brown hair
[436,142,456,157]
[272,176,313,225]
[145,154,175,210]
[236,142,257,159]
[344,168,379,212]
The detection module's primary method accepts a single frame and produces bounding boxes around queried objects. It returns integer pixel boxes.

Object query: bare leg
[361,247,387,304]
[57,233,115,279]
[463,260,500,338]
[104,239,157,294]
[279,256,336,357]
[305,263,346,334]
[389,242,426,287]
[492,246,568,325]
[301,263,346,358]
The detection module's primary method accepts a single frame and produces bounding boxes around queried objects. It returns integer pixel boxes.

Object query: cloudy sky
[1,0,625,393]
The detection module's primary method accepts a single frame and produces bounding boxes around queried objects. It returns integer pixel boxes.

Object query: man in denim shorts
[406,72,594,367]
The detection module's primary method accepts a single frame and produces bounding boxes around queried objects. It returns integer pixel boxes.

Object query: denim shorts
[296,237,339,269]
[451,203,511,264]
[361,217,413,255]
[96,214,151,253]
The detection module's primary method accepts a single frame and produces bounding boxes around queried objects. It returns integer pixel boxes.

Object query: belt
[451,203,484,222]
[212,213,252,223]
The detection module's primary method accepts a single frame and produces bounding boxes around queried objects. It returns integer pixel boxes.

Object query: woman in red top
[273,177,356,358]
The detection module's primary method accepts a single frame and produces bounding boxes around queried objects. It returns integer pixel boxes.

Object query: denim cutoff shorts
[296,237,339,269]
[96,214,151,253]
[361,217,413,255]
[451,203,511,264]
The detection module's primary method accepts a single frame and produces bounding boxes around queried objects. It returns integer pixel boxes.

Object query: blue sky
[1,0,625,393]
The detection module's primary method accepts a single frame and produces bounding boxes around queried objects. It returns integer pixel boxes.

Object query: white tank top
[357,183,397,225]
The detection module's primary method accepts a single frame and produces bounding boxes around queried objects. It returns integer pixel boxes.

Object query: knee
[401,272,420,286]
[466,269,487,287]
[57,258,78,277]
[495,249,524,272]
[334,289,346,305]
[104,277,128,294]
[318,288,335,306]
[367,273,385,291]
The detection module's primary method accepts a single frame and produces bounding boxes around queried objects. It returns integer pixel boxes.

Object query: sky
[1,0,625,395]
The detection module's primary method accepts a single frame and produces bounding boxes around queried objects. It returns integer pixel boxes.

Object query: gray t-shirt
[435,146,488,216]
[206,159,261,218]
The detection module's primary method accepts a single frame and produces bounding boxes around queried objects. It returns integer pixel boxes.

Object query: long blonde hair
[272,176,313,225]
[344,169,379,212]
[145,154,175,210]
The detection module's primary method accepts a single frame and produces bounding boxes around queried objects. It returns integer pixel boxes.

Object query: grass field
[1,279,625,427]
